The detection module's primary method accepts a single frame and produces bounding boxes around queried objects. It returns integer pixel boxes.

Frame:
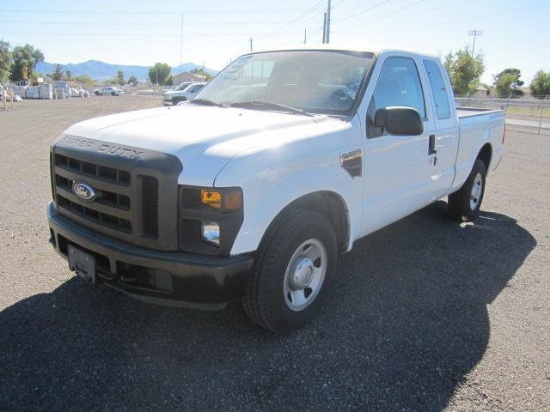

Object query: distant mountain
[35,60,217,82]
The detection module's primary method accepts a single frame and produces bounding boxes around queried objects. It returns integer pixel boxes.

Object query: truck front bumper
[47,202,254,309]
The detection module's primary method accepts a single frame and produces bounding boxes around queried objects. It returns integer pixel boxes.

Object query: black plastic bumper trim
[47,202,254,306]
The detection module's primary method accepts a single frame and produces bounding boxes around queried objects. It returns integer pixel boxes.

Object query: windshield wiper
[189,98,227,108]
[230,101,314,117]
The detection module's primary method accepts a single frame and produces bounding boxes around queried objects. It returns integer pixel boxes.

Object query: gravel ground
[0,96,548,411]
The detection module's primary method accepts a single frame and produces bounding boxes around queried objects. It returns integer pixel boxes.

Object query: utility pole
[249,38,253,52]
[326,0,331,44]
[304,29,307,45]
[322,13,327,43]
[179,13,184,74]
[322,0,332,43]
[468,29,483,57]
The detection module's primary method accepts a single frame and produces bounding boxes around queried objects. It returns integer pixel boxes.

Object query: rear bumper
[47,202,253,309]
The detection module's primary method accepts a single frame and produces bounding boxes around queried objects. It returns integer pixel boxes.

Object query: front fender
[218,155,364,255]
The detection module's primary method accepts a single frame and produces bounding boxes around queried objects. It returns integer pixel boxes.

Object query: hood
[61,105,345,185]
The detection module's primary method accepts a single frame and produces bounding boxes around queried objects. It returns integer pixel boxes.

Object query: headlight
[201,221,220,246]
[178,186,244,255]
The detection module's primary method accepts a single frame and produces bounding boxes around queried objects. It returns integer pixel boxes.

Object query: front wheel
[243,209,337,334]
[448,159,487,222]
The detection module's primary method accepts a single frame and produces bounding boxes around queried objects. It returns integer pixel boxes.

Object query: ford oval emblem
[72,181,96,202]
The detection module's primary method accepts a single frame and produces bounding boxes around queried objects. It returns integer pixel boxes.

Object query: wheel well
[477,143,492,170]
[277,192,349,253]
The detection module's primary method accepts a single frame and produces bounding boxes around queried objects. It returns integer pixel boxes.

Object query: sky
[1,0,549,85]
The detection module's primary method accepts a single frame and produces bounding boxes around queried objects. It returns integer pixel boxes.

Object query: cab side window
[423,60,451,119]
[367,57,426,138]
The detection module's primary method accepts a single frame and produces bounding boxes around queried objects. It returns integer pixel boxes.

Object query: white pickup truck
[48,47,504,333]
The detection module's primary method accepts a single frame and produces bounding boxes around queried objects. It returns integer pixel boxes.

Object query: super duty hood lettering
[59,136,95,149]
[97,144,144,159]
[58,136,144,159]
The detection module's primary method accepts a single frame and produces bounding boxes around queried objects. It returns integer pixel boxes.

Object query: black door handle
[428,134,437,155]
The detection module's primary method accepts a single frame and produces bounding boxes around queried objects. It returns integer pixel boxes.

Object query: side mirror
[374,107,423,136]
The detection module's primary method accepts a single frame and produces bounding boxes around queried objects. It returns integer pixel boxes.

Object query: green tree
[10,44,45,82]
[50,64,64,81]
[0,40,12,83]
[148,63,171,85]
[443,47,485,96]
[73,74,95,89]
[530,70,550,98]
[493,68,524,97]
[65,70,72,81]
[116,70,124,85]
[128,75,138,85]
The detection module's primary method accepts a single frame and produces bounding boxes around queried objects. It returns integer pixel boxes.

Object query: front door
[361,55,437,235]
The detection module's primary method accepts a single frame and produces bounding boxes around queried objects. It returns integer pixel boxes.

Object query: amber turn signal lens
[224,192,243,211]
[201,190,222,209]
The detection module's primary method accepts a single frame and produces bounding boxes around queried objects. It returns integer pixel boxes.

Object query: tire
[111,92,116,96]
[173,97,186,105]
[95,91,100,96]
[243,208,337,334]
[448,159,487,222]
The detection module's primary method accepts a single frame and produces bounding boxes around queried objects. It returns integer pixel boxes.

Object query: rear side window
[423,60,451,119]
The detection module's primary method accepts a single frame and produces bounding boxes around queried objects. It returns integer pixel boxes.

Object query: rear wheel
[448,159,487,222]
[95,91,100,96]
[111,92,116,96]
[243,208,337,334]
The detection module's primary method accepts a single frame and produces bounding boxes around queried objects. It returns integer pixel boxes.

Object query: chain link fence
[456,97,550,135]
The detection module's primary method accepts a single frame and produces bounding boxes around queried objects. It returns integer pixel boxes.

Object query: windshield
[196,50,373,115]
[174,82,191,91]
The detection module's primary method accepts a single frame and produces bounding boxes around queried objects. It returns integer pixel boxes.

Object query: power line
[267,0,326,36]
[333,2,550,34]
[0,19,272,27]
[0,30,259,38]
[334,0,392,24]
[0,8,304,15]
[341,0,427,30]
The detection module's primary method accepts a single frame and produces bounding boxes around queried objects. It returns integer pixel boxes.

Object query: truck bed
[456,106,503,119]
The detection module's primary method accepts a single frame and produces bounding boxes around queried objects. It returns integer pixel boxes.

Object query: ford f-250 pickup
[47,47,504,334]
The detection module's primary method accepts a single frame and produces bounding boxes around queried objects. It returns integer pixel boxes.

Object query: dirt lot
[1,96,548,411]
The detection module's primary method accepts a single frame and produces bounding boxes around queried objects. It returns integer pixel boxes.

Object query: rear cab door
[421,58,460,198]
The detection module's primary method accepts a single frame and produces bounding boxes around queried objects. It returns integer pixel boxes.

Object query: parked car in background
[94,86,123,96]
[163,82,206,105]
[168,81,193,92]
